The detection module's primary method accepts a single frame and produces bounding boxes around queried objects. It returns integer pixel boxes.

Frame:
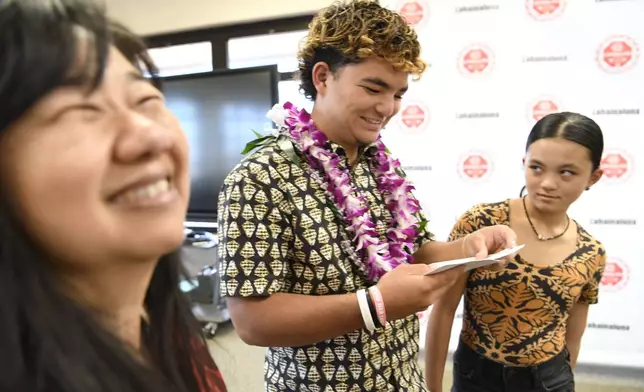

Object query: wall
[105,0,334,35]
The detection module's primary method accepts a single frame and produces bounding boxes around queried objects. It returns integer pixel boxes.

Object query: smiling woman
[0,1,225,392]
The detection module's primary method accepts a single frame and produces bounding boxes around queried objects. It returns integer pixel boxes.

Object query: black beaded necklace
[522,196,570,241]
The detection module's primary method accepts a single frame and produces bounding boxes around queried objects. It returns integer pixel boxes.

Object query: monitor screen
[160,66,278,222]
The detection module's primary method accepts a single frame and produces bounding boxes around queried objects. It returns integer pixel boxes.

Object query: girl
[425,112,606,392]
[0,1,226,391]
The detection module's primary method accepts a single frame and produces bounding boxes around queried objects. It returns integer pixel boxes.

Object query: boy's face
[313,57,409,147]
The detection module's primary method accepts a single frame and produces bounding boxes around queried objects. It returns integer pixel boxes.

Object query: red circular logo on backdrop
[601,257,629,292]
[526,0,566,20]
[458,152,493,181]
[528,97,561,122]
[395,101,430,133]
[458,44,495,77]
[597,36,639,73]
[397,0,430,28]
[600,150,634,183]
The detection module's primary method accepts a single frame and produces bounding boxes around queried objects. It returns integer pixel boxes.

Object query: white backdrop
[377,0,644,369]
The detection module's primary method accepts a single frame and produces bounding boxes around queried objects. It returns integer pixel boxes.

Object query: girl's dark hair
[0,1,224,391]
[520,112,604,197]
[526,112,604,169]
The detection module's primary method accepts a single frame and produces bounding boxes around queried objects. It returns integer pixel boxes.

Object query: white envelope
[425,244,525,275]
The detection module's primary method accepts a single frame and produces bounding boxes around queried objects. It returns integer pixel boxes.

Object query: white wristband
[357,289,376,332]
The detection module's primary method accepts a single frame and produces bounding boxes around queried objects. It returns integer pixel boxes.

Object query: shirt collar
[327,140,379,161]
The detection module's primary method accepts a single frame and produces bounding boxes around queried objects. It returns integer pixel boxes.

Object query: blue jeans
[451,341,575,392]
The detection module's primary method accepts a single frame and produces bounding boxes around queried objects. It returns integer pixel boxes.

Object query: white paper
[425,244,525,275]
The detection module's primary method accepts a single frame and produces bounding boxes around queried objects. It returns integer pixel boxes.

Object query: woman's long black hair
[0,1,224,391]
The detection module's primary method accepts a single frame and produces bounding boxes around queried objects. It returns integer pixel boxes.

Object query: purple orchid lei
[267,102,422,280]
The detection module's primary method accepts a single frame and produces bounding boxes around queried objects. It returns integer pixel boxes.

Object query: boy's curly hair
[297,0,427,101]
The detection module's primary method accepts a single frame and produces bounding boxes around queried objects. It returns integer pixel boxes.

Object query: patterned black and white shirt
[217,138,434,391]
